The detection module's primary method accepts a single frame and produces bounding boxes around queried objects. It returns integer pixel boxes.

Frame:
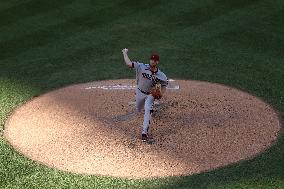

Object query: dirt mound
[4,79,281,178]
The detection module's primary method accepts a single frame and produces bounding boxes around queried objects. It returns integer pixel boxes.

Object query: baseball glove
[150,83,162,99]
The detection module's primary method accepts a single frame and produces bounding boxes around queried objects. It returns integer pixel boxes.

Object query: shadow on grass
[0,0,75,27]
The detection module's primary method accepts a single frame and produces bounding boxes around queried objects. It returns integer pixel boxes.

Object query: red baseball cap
[150,53,160,61]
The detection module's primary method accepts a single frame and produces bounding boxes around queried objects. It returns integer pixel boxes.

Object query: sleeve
[161,78,168,87]
[160,74,168,87]
[131,61,142,72]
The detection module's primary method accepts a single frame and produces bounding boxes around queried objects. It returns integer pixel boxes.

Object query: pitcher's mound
[4,79,281,179]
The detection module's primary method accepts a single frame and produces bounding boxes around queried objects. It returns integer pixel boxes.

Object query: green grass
[0,0,284,188]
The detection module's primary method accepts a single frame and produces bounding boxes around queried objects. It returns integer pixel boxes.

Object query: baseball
[123,48,128,53]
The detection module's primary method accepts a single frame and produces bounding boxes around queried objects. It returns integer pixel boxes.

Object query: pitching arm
[122,48,133,68]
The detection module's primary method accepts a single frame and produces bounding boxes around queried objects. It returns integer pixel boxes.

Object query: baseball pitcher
[122,48,168,142]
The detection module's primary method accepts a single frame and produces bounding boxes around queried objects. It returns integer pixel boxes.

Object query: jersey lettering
[142,73,160,83]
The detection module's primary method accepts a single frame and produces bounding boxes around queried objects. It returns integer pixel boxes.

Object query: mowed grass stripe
[145,0,283,79]
[164,0,260,28]
[0,0,30,12]
[0,1,164,61]
[124,0,279,60]
[0,0,267,63]
[0,0,263,61]
[163,0,282,48]
[0,1,123,42]
[0,3,116,60]
[0,0,74,27]
[0,0,270,65]
[0,1,83,41]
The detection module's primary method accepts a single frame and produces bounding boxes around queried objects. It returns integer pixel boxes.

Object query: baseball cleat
[142,134,148,142]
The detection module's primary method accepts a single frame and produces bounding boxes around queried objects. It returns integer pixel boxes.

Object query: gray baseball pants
[135,88,154,134]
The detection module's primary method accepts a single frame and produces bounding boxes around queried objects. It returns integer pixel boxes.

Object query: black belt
[138,88,150,95]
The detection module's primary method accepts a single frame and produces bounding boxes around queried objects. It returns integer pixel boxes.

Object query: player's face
[149,59,159,67]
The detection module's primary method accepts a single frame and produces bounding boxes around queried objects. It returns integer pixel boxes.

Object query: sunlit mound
[4,79,281,178]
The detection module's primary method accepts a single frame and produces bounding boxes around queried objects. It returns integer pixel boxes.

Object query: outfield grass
[0,0,283,188]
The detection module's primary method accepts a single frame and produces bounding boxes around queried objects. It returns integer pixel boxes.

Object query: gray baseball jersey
[132,61,168,93]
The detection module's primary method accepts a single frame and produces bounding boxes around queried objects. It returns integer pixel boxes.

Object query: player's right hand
[122,48,128,54]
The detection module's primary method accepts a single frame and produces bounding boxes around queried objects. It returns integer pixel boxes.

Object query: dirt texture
[4,79,282,179]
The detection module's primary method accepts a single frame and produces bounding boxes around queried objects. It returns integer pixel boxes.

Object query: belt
[138,88,150,95]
